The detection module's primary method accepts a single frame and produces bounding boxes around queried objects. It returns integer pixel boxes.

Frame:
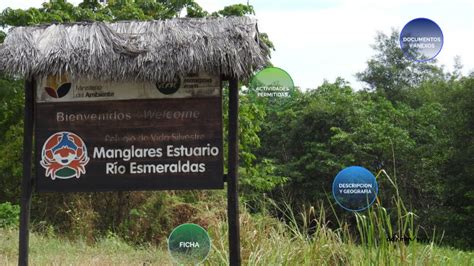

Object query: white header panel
[36,73,221,103]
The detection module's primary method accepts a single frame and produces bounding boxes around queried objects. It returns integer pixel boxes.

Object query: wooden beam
[227,78,241,265]
[19,78,35,266]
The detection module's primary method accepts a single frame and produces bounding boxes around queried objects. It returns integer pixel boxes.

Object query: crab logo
[40,132,90,180]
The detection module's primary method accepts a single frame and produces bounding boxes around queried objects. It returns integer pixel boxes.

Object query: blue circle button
[332,166,378,211]
[400,18,443,62]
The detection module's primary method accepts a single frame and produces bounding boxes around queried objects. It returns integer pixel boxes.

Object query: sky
[1,0,473,90]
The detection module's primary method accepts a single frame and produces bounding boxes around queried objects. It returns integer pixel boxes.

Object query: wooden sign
[34,73,224,192]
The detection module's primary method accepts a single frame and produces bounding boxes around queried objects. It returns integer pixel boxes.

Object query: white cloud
[1,0,473,89]
[255,0,474,89]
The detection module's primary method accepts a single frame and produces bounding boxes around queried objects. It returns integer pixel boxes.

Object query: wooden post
[19,79,35,266]
[227,79,241,265]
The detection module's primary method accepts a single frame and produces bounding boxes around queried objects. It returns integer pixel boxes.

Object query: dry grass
[1,211,473,265]
[0,228,172,265]
[1,187,473,265]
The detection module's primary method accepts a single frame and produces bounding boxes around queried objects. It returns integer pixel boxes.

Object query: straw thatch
[0,16,269,82]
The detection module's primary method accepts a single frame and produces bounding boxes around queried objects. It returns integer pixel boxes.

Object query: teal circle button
[332,166,378,211]
[168,223,211,265]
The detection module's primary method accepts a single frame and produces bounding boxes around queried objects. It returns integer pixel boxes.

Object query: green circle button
[168,223,211,265]
[249,67,295,98]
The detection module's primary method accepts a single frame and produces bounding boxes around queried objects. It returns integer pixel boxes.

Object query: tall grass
[203,199,472,265]
[0,228,173,265]
[1,170,472,265]
[205,169,473,265]
[354,169,419,247]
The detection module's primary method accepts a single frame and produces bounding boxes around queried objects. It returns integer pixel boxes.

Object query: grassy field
[1,174,472,265]
[1,210,473,266]
[0,228,172,265]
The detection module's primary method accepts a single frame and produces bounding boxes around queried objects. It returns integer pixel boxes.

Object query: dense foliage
[254,33,473,248]
[0,0,472,250]
[0,202,20,228]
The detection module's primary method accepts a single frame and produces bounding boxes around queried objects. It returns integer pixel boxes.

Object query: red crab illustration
[40,132,90,180]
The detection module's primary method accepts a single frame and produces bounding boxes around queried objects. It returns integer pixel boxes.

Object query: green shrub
[118,192,176,245]
[0,202,20,228]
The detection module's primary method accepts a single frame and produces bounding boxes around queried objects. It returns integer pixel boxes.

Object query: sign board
[34,73,224,192]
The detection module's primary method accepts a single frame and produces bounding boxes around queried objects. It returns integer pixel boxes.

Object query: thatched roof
[0,16,269,82]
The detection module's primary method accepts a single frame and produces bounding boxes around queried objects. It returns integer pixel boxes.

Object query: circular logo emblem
[40,131,90,180]
[332,166,378,211]
[44,74,72,98]
[156,76,181,95]
[168,223,211,265]
[400,18,444,62]
[249,67,295,98]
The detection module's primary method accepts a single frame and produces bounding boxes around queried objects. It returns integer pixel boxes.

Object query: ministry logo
[44,74,72,98]
[40,132,90,180]
[156,76,181,95]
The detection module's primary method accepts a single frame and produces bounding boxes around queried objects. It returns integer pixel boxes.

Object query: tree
[0,75,24,202]
[437,76,474,248]
[0,0,277,239]
[223,88,287,204]
[212,3,254,17]
[78,0,102,11]
[0,30,5,43]
[357,30,445,102]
